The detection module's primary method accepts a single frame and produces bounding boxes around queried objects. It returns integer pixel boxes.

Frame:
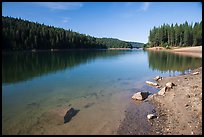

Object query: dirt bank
[148,67,202,135]
[146,46,202,58]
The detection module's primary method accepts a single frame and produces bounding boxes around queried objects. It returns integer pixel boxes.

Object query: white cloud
[140,2,150,12]
[36,2,83,10]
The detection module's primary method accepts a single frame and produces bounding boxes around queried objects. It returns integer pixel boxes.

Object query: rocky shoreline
[149,67,202,135]
[117,67,202,135]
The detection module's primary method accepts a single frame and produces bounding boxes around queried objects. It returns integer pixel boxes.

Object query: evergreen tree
[148,21,202,47]
[2,16,133,50]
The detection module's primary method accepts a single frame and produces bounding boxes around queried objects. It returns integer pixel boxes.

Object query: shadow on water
[147,51,202,74]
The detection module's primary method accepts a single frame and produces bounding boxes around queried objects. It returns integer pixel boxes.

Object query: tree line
[2,16,132,50]
[147,21,202,47]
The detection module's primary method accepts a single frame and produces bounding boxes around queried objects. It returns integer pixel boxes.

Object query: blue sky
[2,2,202,43]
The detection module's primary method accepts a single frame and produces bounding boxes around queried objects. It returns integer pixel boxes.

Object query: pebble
[192,72,199,75]
[185,104,189,107]
[186,94,190,98]
[195,94,198,97]
[147,114,157,119]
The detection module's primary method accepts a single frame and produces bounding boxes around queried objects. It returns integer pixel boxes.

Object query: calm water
[2,50,202,134]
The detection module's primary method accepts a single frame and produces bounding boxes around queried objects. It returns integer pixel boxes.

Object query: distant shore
[108,48,132,50]
[145,46,202,58]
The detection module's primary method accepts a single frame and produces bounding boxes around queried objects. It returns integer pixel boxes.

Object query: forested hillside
[148,21,202,47]
[128,42,144,48]
[2,16,132,50]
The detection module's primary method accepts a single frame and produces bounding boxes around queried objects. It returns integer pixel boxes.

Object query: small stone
[195,93,198,97]
[157,87,167,95]
[146,81,159,86]
[186,94,190,98]
[165,82,175,89]
[147,114,157,119]
[154,76,163,81]
[132,92,149,101]
[185,104,189,107]
[192,72,199,75]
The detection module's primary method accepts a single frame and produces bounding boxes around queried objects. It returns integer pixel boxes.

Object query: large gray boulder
[132,92,149,101]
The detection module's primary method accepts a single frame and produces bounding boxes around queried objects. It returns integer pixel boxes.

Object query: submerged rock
[84,102,95,108]
[146,81,159,86]
[147,114,157,120]
[64,107,79,123]
[132,92,149,101]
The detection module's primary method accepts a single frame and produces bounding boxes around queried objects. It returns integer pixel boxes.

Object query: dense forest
[147,21,202,47]
[2,16,133,50]
[128,42,144,48]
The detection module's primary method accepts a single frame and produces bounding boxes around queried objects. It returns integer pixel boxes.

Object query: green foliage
[148,21,202,47]
[2,16,132,50]
[128,42,144,48]
[165,45,170,49]
[143,43,151,49]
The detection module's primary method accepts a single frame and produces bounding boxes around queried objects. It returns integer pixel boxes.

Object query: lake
[2,49,202,135]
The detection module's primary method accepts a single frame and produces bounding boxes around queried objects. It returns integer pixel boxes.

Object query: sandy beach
[146,46,202,58]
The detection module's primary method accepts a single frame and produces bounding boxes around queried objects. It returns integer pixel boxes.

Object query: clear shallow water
[2,50,202,134]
